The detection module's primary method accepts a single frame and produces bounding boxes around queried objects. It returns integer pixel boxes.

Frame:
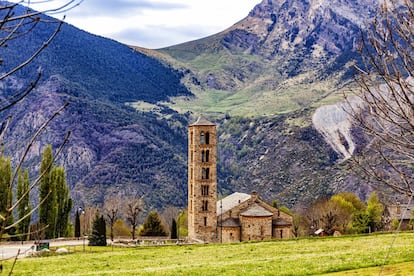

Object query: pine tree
[17,169,31,241]
[89,214,107,246]
[140,211,167,237]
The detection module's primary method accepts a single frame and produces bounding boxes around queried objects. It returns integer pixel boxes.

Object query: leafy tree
[140,211,167,237]
[366,193,384,232]
[177,210,188,238]
[113,219,130,237]
[391,218,400,230]
[17,169,31,241]
[74,210,81,238]
[349,0,414,198]
[88,214,107,246]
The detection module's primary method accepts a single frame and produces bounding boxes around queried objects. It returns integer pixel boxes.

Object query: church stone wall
[240,216,272,241]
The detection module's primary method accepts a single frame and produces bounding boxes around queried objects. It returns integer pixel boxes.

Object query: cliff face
[161,0,379,95]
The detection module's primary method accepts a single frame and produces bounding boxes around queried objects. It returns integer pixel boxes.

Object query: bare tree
[103,195,122,241]
[124,197,144,240]
[160,205,180,236]
[0,1,81,273]
[347,0,414,199]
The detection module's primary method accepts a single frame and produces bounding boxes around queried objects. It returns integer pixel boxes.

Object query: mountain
[1,6,191,210]
[1,0,398,214]
[156,0,379,117]
[149,0,396,207]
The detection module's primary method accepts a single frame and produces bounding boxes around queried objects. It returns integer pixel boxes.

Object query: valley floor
[2,232,414,275]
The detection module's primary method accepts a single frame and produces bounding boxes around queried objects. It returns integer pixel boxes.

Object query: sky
[11,0,260,49]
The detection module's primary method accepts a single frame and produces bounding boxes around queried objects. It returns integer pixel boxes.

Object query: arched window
[201,150,209,163]
[202,200,208,211]
[202,168,210,179]
[200,132,205,144]
[190,131,193,144]
[205,132,210,144]
[201,168,206,179]
[201,185,209,196]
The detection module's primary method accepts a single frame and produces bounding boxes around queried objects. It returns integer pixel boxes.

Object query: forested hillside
[0,5,192,210]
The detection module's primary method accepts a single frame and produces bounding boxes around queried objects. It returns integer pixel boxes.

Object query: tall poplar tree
[39,145,57,239]
[53,166,72,237]
[0,156,14,238]
[39,145,72,239]
[17,169,31,241]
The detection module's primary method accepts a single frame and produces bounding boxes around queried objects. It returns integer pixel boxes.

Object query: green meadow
[3,232,414,275]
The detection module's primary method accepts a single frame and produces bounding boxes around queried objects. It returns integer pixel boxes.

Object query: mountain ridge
[1,0,399,213]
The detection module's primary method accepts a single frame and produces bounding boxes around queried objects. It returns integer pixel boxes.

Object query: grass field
[2,232,414,275]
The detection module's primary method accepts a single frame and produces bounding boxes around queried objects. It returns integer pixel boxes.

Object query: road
[0,239,86,260]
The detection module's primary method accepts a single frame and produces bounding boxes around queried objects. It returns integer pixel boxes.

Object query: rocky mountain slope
[0,6,191,210]
[1,0,398,213]
[153,0,397,206]
[158,0,379,117]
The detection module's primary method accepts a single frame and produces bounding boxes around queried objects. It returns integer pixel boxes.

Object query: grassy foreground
[3,232,414,275]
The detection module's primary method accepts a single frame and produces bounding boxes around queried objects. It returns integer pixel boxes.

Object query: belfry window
[200,132,205,144]
[205,132,210,144]
[201,185,209,196]
[202,200,208,211]
[201,150,209,163]
[201,168,209,179]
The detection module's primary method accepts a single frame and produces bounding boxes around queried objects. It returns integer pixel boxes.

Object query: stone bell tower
[188,115,217,242]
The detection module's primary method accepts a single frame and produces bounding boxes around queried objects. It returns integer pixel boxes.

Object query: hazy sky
[12,0,260,49]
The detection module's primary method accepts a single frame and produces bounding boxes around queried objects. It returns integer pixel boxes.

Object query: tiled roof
[273,217,292,226]
[217,192,251,216]
[190,115,215,126]
[240,203,273,217]
[220,217,240,227]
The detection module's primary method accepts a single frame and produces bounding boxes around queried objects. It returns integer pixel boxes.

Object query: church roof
[273,217,292,226]
[217,192,251,216]
[241,203,273,217]
[220,217,240,227]
[190,115,215,126]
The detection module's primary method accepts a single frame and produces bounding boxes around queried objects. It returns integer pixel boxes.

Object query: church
[187,116,293,243]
